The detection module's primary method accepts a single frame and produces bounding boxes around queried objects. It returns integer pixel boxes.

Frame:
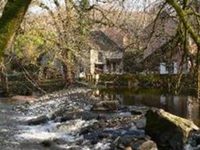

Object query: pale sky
[29,0,157,14]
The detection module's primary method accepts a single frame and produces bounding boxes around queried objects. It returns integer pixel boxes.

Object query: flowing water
[0,88,105,150]
[0,98,23,149]
[0,88,199,149]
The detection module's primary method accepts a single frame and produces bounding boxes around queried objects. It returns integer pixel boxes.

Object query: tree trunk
[66,51,74,86]
[197,46,200,98]
[0,0,32,57]
[166,0,200,98]
[0,0,32,94]
[194,1,200,99]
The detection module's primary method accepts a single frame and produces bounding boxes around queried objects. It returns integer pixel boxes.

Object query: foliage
[14,29,45,63]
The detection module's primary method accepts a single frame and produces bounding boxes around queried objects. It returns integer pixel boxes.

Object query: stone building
[141,12,196,74]
[89,30,125,75]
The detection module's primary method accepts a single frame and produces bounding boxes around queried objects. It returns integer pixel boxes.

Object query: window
[98,52,103,62]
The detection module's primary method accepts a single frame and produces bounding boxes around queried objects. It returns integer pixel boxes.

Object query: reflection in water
[187,97,200,125]
[93,89,200,126]
[160,95,166,105]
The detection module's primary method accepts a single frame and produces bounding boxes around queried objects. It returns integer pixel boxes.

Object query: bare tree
[163,0,200,95]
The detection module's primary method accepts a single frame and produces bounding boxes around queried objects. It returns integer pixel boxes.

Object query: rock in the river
[40,140,52,147]
[145,108,199,150]
[60,111,98,122]
[186,130,200,149]
[91,101,119,111]
[27,115,49,125]
[52,110,99,122]
[40,140,68,150]
[125,146,132,150]
[51,108,67,120]
[11,95,37,103]
[135,118,146,129]
[137,140,158,150]
[128,139,158,150]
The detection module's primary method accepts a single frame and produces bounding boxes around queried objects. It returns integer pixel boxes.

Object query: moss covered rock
[145,108,199,150]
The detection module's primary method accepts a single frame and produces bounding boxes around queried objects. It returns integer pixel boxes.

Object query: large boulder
[145,108,199,150]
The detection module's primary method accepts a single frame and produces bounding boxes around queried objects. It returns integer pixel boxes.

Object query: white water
[16,119,97,142]
[12,88,113,149]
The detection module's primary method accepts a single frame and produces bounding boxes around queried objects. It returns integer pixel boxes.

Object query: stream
[0,88,199,150]
[96,88,200,126]
[0,98,22,150]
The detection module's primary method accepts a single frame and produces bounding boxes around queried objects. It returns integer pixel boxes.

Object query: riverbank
[3,87,199,150]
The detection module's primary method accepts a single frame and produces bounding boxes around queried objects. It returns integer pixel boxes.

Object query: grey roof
[90,31,123,51]
[90,30,124,59]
